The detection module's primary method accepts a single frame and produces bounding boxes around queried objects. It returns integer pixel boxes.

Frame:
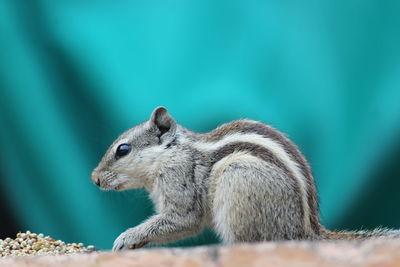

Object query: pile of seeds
[0,231,95,257]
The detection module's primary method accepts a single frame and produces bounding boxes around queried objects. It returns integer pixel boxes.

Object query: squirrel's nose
[91,170,101,186]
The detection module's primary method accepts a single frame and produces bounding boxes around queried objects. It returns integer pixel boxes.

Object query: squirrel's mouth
[114,184,123,191]
[113,181,128,191]
[98,181,126,191]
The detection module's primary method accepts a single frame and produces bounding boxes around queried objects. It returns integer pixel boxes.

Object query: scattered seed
[0,231,96,258]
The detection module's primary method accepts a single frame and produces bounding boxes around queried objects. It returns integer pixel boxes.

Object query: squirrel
[91,106,400,251]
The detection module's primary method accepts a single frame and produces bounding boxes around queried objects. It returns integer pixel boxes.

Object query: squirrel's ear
[149,106,176,138]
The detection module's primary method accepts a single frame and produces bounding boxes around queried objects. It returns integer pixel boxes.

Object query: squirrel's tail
[320,227,400,240]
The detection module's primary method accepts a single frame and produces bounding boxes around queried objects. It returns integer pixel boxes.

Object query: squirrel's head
[91,106,177,191]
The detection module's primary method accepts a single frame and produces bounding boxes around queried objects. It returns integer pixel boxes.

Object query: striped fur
[199,120,320,234]
[92,107,399,251]
[194,127,316,236]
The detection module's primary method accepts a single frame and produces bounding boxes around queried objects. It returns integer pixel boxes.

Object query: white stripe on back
[193,132,312,234]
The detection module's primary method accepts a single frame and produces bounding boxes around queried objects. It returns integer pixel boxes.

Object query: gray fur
[202,120,320,233]
[321,227,400,240]
[211,160,307,242]
[91,107,399,251]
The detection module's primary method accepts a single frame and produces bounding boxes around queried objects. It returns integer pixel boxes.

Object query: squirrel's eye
[115,144,131,159]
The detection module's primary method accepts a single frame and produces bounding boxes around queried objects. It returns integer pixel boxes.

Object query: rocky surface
[1,239,399,267]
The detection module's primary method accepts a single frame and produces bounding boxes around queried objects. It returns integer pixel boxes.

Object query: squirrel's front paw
[112,230,149,251]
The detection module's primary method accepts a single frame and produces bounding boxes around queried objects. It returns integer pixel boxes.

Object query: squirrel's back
[188,119,322,240]
[191,120,400,241]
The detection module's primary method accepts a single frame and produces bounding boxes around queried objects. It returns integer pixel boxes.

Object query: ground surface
[1,239,399,267]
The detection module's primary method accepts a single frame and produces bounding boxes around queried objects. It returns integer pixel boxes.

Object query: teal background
[1,1,399,249]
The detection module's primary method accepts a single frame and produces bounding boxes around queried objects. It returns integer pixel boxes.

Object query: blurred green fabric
[0,1,399,249]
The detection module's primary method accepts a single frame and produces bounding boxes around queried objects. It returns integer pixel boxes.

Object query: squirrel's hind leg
[210,154,306,243]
